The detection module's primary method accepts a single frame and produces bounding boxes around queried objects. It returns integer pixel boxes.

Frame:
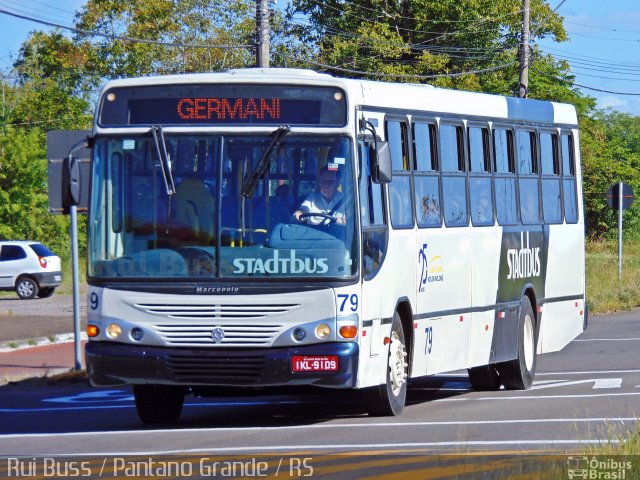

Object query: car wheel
[37,287,55,298]
[16,277,39,299]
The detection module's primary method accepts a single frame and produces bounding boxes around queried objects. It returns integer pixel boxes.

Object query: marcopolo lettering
[233,250,329,274]
[507,232,541,280]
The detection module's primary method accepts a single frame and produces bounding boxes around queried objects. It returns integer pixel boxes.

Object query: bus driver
[294,167,346,225]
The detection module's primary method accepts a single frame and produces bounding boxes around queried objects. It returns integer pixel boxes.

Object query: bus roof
[99,68,578,127]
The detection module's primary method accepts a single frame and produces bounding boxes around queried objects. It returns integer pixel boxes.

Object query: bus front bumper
[86,341,358,389]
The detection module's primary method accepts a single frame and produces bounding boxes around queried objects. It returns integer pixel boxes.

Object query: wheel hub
[388,332,408,396]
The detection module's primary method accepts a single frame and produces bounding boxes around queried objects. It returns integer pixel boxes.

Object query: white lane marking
[574,338,640,342]
[537,369,640,376]
[529,378,622,390]
[440,392,640,401]
[0,440,621,456]
[0,417,635,438]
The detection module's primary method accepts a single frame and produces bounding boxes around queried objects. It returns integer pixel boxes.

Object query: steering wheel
[298,212,336,225]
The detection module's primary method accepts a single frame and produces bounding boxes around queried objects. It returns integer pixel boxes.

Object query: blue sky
[1,0,640,115]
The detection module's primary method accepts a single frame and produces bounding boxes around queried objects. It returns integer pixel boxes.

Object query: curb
[0,332,88,353]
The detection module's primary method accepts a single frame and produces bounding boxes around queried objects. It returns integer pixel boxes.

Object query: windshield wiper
[151,125,176,196]
[241,125,290,199]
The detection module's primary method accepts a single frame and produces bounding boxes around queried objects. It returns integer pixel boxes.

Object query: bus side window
[516,129,540,224]
[561,133,579,223]
[386,119,413,228]
[413,122,441,228]
[440,123,468,227]
[540,131,562,224]
[493,128,518,225]
[468,125,494,226]
[359,141,387,278]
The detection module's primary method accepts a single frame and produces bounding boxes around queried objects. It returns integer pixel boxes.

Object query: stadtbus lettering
[232,250,329,274]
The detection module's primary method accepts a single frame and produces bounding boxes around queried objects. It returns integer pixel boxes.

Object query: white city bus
[79,68,585,423]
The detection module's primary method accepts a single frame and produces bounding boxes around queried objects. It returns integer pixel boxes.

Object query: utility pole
[256,0,270,68]
[518,0,530,98]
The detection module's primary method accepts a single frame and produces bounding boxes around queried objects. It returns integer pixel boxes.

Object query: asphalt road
[0,309,638,463]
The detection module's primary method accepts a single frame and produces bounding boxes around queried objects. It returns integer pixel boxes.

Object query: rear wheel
[37,287,55,298]
[497,296,537,390]
[15,277,38,299]
[364,312,408,416]
[467,364,501,391]
[133,385,185,424]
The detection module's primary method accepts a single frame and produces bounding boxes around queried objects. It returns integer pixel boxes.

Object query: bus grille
[153,323,283,346]
[133,302,299,320]
[166,353,264,383]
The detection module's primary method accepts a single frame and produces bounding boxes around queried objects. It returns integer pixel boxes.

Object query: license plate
[54,275,61,281]
[291,355,339,372]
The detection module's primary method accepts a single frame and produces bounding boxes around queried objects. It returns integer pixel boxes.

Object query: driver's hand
[294,211,305,222]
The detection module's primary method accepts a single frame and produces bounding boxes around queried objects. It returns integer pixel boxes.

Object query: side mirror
[371,141,392,184]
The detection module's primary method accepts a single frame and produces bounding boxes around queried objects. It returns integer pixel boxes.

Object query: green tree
[285,0,573,101]
[0,126,74,254]
[75,0,257,77]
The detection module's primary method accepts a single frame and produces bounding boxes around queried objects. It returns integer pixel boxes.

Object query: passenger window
[493,128,518,225]
[470,177,493,226]
[520,178,540,224]
[386,120,410,171]
[442,177,468,227]
[413,122,437,171]
[387,119,413,228]
[517,130,537,174]
[415,176,441,227]
[540,132,559,175]
[540,132,562,224]
[468,126,490,173]
[440,124,465,172]
[561,133,578,223]
[495,177,518,225]
[0,246,27,261]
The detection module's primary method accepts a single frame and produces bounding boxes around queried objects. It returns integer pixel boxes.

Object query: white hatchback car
[0,241,63,299]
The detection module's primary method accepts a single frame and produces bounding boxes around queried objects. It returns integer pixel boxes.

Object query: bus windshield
[88,134,357,280]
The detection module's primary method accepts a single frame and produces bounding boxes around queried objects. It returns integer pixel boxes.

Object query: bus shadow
[179,375,473,428]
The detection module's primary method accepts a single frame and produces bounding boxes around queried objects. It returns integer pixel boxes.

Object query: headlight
[106,323,122,339]
[315,324,331,339]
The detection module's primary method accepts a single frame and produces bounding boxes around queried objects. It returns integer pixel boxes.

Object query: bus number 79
[337,294,358,312]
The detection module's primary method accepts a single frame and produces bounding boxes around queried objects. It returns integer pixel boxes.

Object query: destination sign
[99,84,346,127]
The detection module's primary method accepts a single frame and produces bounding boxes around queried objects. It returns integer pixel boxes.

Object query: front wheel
[497,296,537,390]
[364,312,408,416]
[133,385,185,424]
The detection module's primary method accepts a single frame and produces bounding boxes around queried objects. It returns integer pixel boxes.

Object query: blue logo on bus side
[418,243,428,293]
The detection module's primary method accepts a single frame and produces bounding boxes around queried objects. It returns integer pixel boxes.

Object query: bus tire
[134,385,185,424]
[467,364,501,391]
[364,312,408,416]
[497,296,536,390]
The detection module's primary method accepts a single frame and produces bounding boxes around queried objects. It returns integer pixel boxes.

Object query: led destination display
[99,84,347,127]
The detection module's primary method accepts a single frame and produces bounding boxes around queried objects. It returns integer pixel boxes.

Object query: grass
[586,239,640,314]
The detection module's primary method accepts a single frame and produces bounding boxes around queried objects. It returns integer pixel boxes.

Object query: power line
[274,51,518,80]
[0,7,252,50]
[533,67,640,95]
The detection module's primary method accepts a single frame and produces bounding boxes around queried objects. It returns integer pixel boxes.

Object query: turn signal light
[339,325,358,338]
[87,325,100,337]
[38,257,47,268]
